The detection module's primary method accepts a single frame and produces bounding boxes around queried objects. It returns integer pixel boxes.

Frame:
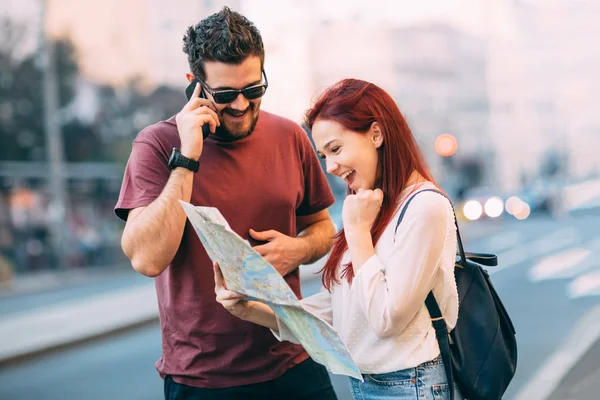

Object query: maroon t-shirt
[115,110,335,388]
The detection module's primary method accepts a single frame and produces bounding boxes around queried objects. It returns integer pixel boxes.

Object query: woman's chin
[350,179,376,192]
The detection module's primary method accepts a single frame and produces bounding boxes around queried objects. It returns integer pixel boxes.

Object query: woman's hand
[342,188,384,235]
[214,262,251,320]
[213,262,279,330]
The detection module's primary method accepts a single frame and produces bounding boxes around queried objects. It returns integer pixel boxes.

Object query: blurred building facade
[4,0,600,191]
[0,0,238,88]
[486,0,600,191]
[389,24,491,188]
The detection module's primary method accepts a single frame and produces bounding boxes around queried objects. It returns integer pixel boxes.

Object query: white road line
[587,236,600,251]
[489,227,580,275]
[529,248,593,282]
[514,303,600,400]
[527,234,600,281]
[563,179,600,211]
[482,230,524,253]
[568,267,600,298]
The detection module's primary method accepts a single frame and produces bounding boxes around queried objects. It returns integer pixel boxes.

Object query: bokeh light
[463,200,483,221]
[485,197,504,218]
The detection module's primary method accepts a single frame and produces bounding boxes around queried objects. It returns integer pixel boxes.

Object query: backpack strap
[394,188,459,400]
[426,292,455,400]
[395,189,498,269]
[394,188,466,265]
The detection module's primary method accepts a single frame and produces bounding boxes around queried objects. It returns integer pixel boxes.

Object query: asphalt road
[1,210,600,400]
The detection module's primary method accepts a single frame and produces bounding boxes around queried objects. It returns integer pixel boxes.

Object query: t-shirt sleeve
[295,128,335,216]
[114,138,170,221]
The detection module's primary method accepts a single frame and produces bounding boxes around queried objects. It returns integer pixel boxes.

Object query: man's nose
[229,92,250,110]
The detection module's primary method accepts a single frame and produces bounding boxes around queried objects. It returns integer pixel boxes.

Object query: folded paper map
[179,201,362,380]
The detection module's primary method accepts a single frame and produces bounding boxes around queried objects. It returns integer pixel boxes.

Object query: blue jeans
[349,356,464,400]
[164,358,337,400]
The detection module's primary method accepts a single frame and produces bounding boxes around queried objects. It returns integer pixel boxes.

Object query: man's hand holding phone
[175,82,220,160]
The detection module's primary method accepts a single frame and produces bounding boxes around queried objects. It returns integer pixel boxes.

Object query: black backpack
[395,189,517,400]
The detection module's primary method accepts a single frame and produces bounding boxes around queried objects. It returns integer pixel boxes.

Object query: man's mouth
[224,108,250,118]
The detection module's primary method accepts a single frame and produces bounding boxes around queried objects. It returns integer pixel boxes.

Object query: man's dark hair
[182,7,265,80]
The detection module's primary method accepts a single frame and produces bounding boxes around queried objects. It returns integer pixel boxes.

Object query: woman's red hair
[306,79,436,290]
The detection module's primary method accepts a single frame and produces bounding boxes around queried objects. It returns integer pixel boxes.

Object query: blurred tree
[1,17,187,165]
[92,79,184,164]
[62,121,107,162]
[0,18,78,162]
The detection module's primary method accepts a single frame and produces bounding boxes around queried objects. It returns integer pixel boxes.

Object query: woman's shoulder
[397,183,454,223]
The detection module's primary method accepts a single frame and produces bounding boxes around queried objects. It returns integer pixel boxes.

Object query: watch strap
[169,148,199,172]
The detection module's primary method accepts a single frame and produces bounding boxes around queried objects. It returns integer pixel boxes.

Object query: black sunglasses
[197,70,268,104]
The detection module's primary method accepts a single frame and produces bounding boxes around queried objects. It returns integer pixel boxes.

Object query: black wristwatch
[168,147,199,172]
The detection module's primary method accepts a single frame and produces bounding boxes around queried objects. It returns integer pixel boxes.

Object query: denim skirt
[349,356,464,400]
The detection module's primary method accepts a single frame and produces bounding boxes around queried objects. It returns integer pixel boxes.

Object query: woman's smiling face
[312,119,383,192]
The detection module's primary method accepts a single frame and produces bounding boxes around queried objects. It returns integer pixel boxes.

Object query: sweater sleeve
[351,192,452,339]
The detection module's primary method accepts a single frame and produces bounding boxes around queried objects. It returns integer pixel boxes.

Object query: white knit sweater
[274,182,459,374]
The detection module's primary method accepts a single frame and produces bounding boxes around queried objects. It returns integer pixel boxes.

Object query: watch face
[168,148,198,172]
[168,148,179,170]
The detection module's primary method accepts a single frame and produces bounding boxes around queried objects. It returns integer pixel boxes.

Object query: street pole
[40,0,68,269]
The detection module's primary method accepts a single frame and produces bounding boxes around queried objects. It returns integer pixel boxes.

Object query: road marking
[568,267,600,298]
[489,227,580,275]
[587,236,600,251]
[563,179,600,212]
[529,248,592,281]
[514,303,600,400]
[482,230,524,252]
[527,235,600,281]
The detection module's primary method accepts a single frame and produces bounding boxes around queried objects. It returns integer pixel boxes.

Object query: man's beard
[213,103,260,142]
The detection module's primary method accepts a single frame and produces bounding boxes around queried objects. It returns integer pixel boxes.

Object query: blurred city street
[1,204,600,400]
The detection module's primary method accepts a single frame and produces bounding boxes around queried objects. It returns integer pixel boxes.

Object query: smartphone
[185,79,212,139]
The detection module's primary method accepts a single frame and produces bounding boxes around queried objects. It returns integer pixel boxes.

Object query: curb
[0,264,324,367]
[0,284,158,367]
[0,316,159,368]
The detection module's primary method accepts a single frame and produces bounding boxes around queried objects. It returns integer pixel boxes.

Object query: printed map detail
[179,201,362,380]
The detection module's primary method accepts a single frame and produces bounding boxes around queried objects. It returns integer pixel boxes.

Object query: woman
[214,79,464,399]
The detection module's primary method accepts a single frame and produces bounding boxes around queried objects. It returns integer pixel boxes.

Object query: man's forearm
[297,219,336,265]
[122,168,194,277]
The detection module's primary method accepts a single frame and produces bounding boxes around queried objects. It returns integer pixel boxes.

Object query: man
[115,6,338,400]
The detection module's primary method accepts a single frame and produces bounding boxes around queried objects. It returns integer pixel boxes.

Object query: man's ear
[371,122,384,149]
[185,72,195,83]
